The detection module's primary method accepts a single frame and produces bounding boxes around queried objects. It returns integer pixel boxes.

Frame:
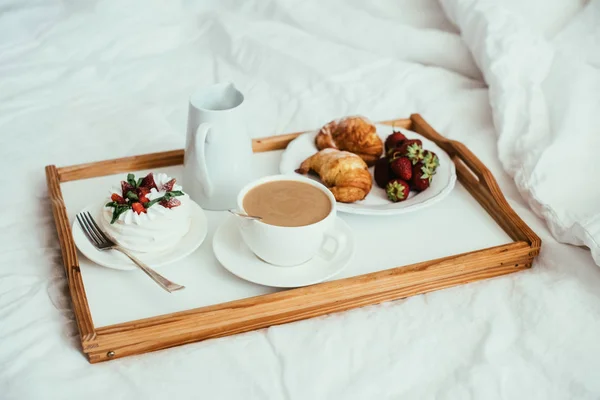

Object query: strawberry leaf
[127,173,137,188]
[143,190,185,209]
[110,205,130,224]
[106,202,132,224]
[144,198,162,208]
[126,191,139,201]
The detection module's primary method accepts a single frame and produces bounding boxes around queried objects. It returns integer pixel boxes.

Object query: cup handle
[195,123,214,197]
[317,231,343,261]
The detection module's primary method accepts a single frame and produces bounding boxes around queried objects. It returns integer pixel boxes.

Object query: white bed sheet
[441,0,600,266]
[1,0,600,399]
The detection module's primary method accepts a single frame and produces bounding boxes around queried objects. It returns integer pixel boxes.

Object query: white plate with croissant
[279,116,456,216]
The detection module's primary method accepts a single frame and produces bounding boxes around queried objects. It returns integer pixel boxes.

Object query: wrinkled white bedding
[2,0,600,399]
[441,0,600,266]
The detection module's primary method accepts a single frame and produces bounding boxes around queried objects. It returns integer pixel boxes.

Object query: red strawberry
[111,193,126,204]
[160,198,181,209]
[423,150,440,172]
[386,179,410,202]
[162,178,176,192]
[137,186,151,203]
[385,131,407,153]
[140,173,158,190]
[374,157,394,188]
[389,156,412,181]
[131,202,146,214]
[397,139,424,164]
[411,162,434,192]
[121,181,134,198]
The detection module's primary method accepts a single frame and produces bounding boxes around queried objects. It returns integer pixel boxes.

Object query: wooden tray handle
[407,114,487,182]
[408,114,540,250]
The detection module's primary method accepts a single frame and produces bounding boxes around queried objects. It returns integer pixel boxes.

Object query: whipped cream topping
[99,173,192,253]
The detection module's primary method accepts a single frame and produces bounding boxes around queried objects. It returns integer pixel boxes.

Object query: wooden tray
[46,114,541,363]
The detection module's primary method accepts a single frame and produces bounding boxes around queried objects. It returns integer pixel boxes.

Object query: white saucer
[279,124,457,216]
[72,200,208,271]
[213,215,354,288]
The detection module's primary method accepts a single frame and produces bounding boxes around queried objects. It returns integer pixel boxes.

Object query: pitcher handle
[195,123,214,197]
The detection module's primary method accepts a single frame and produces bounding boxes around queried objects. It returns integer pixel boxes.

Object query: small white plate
[279,124,457,216]
[213,215,354,288]
[72,200,208,271]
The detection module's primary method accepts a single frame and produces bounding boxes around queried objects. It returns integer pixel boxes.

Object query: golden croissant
[296,148,372,203]
[315,116,383,166]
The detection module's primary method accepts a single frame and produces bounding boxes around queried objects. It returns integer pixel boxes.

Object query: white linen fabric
[439,0,600,266]
[1,0,600,399]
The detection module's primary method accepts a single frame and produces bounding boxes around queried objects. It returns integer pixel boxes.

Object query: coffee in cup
[236,175,337,267]
[242,180,331,227]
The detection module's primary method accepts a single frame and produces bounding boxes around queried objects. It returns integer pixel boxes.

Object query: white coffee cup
[236,174,338,267]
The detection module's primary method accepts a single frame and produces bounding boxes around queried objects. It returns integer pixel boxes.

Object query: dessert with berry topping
[99,172,192,253]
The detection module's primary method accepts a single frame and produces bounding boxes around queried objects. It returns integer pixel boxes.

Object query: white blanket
[2,0,600,399]
[440,0,600,265]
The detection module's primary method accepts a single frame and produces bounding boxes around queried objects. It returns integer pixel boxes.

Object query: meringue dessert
[99,172,192,253]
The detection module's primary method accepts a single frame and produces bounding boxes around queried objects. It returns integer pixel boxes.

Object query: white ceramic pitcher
[183,83,253,210]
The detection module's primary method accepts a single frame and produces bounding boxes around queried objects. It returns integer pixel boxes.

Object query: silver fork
[76,211,185,293]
